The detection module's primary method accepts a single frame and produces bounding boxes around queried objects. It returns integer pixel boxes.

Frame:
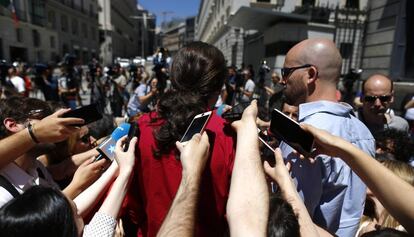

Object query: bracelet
[27,123,40,143]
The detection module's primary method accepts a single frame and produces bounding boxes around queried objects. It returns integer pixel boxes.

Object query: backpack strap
[0,175,20,198]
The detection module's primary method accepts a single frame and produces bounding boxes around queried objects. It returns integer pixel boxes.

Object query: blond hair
[380,160,414,229]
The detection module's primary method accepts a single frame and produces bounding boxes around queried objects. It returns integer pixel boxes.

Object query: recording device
[94,123,131,162]
[270,109,314,157]
[221,102,250,121]
[180,111,212,144]
[62,103,103,126]
[123,123,138,152]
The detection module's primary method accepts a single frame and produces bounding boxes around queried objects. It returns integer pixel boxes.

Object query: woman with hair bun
[124,42,236,237]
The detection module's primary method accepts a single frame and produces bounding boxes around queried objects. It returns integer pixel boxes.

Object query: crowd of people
[0,39,413,237]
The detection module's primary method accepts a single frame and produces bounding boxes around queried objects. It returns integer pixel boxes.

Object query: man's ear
[307,66,318,84]
[390,90,395,104]
[3,118,22,134]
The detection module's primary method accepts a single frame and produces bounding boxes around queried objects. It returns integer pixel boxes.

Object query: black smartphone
[62,103,103,125]
[180,111,212,144]
[123,123,137,152]
[221,102,250,121]
[270,109,314,157]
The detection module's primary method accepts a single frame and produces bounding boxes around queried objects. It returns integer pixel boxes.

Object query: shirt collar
[0,162,40,191]
[298,100,353,122]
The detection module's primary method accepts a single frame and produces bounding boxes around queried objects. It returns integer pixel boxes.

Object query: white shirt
[241,79,255,103]
[9,76,25,93]
[0,161,59,207]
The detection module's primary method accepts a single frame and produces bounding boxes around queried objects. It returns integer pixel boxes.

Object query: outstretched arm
[97,136,137,218]
[157,133,210,237]
[264,149,322,237]
[302,124,414,234]
[0,108,84,169]
[226,100,269,237]
[73,159,118,217]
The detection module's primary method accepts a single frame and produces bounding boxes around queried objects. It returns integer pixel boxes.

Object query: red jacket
[123,111,236,237]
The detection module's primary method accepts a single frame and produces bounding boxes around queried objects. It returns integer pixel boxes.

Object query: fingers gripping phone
[270,109,314,157]
[221,102,250,121]
[124,123,138,152]
[61,103,103,125]
[180,111,212,145]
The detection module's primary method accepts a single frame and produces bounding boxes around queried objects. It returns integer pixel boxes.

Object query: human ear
[3,118,23,134]
[307,66,318,84]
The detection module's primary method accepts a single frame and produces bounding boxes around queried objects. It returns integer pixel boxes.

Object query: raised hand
[114,136,137,174]
[175,133,210,177]
[231,100,258,133]
[71,157,109,191]
[34,108,85,143]
[300,123,346,158]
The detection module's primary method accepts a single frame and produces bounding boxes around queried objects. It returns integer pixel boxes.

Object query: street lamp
[130,14,155,57]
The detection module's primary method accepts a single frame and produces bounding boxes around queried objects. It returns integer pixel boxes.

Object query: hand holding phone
[124,123,138,152]
[180,111,212,145]
[221,102,250,121]
[270,109,314,157]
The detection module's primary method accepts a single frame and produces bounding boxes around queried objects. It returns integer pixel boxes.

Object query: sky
[138,0,200,26]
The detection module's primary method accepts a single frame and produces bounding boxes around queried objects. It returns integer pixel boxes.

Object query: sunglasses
[27,109,47,120]
[79,133,91,143]
[363,95,392,103]
[281,64,314,79]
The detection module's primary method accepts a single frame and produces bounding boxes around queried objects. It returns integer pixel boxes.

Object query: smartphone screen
[180,111,212,143]
[270,109,314,157]
[62,103,103,125]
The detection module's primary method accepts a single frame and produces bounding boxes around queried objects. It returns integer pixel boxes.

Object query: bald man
[358,74,409,134]
[279,38,375,237]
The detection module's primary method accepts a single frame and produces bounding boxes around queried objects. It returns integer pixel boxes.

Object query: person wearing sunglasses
[358,74,409,135]
[279,38,375,237]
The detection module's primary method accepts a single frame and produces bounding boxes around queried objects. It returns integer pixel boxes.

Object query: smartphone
[270,109,314,157]
[180,111,212,144]
[221,102,250,121]
[62,103,103,125]
[257,128,275,153]
[123,123,137,152]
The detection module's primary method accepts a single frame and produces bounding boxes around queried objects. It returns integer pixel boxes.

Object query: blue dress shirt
[280,101,375,237]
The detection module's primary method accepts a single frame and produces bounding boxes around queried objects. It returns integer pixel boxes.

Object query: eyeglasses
[281,64,314,79]
[363,95,392,103]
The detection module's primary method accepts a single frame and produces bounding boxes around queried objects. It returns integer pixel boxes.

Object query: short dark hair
[374,129,414,163]
[0,96,52,138]
[0,186,78,237]
[360,228,410,237]
[267,193,300,237]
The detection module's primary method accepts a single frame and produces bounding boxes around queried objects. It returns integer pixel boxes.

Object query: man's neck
[13,153,36,174]
[307,82,337,103]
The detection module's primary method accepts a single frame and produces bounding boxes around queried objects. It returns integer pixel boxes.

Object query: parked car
[133,57,146,66]
[115,58,130,68]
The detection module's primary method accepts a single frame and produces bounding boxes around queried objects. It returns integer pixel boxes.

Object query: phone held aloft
[269,109,314,157]
[221,102,250,122]
[180,111,212,144]
[61,103,103,125]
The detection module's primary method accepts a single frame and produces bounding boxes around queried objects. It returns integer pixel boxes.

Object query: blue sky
[138,0,200,26]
